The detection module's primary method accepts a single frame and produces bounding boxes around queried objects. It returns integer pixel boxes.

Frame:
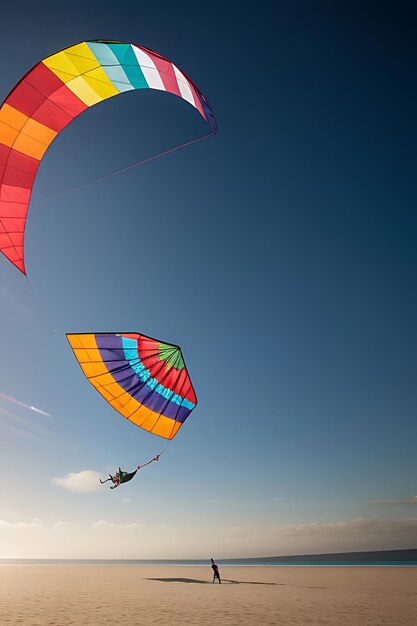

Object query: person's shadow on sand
[145,577,277,585]
[145,578,327,589]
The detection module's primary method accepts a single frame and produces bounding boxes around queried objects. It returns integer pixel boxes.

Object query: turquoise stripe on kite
[87,41,119,65]
[105,43,131,64]
[108,43,149,89]
[122,337,195,409]
[86,42,134,92]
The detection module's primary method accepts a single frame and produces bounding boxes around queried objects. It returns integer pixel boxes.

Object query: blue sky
[0,0,416,558]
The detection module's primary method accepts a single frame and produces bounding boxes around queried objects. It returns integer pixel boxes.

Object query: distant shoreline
[224,547,417,564]
[1,548,416,566]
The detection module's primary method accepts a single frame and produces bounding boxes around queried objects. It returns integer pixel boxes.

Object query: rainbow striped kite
[67,332,197,440]
[0,40,216,274]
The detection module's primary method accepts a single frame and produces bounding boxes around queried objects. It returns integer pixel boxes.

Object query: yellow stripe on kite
[83,68,120,99]
[64,42,101,70]
[65,76,105,106]
[43,51,80,79]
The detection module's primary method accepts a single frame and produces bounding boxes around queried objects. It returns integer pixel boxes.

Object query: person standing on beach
[211,558,221,583]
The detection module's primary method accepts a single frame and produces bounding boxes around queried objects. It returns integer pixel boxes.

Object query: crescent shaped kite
[67,332,197,440]
[0,40,216,274]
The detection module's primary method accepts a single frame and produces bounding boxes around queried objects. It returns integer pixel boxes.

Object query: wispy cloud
[219,518,417,555]
[269,518,417,542]
[0,415,45,441]
[204,499,220,504]
[53,522,70,529]
[0,405,50,440]
[371,497,417,505]
[29,406,51,417]
[0,518,42,529]
[52,471,102,493]
[0,392,51,418]
[91,520,145,530]
[157,524,175,531]
[268,517,417,538]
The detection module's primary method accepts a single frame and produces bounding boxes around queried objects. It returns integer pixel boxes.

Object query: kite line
[35,132,214,207]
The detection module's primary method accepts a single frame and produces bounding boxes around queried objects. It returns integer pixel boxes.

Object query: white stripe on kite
[173,65,197,108]
[131,46,166,91]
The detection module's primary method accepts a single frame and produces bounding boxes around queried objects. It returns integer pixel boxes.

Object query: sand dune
[0,565,416,625]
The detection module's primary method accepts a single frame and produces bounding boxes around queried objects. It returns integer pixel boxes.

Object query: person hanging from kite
[100,455,160,489]
[67,332,198,491]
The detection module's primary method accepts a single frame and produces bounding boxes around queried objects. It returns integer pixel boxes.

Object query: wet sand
[0,565,416,625]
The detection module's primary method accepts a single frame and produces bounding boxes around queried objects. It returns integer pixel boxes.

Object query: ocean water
[1,551,416,567]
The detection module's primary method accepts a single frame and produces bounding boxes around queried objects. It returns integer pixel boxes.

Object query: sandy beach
[0,565,416,625]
